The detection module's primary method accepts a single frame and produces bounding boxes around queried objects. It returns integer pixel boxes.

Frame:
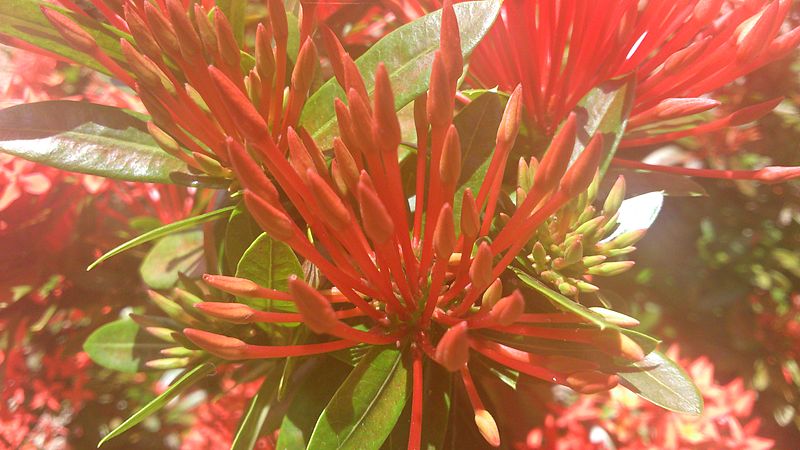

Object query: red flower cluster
[527,346,774,450]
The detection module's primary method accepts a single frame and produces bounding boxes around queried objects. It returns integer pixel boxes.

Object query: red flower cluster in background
[527,346,774,450]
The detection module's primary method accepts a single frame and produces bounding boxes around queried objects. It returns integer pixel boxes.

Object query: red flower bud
[165,0,203,60]
[488,290,525,326]
[208,66,269,141]
[439,0,463,84]
[427,52,454,128]
[497,85,523,149]
[474,409,501,448]
[460,188,480,240]
[333,138,360,193]
[183,328,249,359]
[195,302,255,324]
[227,139,279,203]
[469,242,495,291]
[267,0,289,41]
[357,174,395,245]
[435,322,469,372]
[374,63,402,153]
[255,23,275,80]
[244,190,296,242]
[439,125,462,188]
[202,274,260,296]
[288,275,339,334]
[41,7,97,53]
[559,133,605,198]
[566,371,619,394]
[433,203,456,259]
[143,2,181,59]
[291,37,317,95]
[123,5,162,60]
[533,113,577,193]
[306,169,351,231]
[214,8,241,68]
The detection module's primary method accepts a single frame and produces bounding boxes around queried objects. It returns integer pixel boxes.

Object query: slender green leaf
[98,362,215,446]
[572,75,636,176]
[0,101,184,182]
[231,373,281,450]
[83,319,165,373]
[235,232,303,318]
[0,0,129,75]
[308,347,410,450]
[88,206,235,271]
[276,361,352,450]
[603,168,708,197]
[300,0,502,148]
[139,230,205,289]
[618,351,704,415]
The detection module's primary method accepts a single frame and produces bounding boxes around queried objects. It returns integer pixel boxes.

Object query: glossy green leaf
[300,0,502,148]
[0,101,184,183]
[512,269,659,353]
[572,75,636,176]
[235,232,303,317]
[231,373,281,450]
[98,362,216,447]
[83,319,165,373]
[454,91,505,187]
[223,202,263,274]
[0,0,128,75]
[140,230,205,290]
[88,206,235,271]
[217,0,247,45]
[276,361,352,450]
[308,347,410,450]
[618,351,703,415]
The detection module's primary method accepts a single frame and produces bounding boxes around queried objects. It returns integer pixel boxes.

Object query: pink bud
[357,174,395,245]
[439,125,462,188]
[427,52,454,128]
[306,169,351,230]
[497,85,523,149]
[195,302,255,324]
[288,275,340,334]
[533,113,577,193]
[202,274,260,296]
[434,203,456,259]
[183,328,249,359]
[460,189,480,240]
[559,134,605,198]
[208,66,269,141]
[469,242,495,291]
[373,64,402,153]
[244,190,296,242]
[41,7,97,53]
[488,290,525,326]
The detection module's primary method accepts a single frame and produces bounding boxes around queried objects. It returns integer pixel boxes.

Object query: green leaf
[235,232,303,318]
[276,361,352,450]
[300,0,502,148]
[618,351,703,415]
[223,202,264,274]
[231,373,281,450]
[308,347,410,450]
[0,1,128,75]
[98,362,216,447]
[572,75,636,176]
[217,0,247,46]
[0,101,184,183]
[88,206,234,270]
[83,319,165,373]
[139,230,205,289]
[512,269,659,353]
[454,91,505,187]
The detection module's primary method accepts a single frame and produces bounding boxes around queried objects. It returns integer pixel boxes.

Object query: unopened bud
[531,242,548,269]
[145,326,178,343]
[469,243,494,291]
[729,97,782,126]
[575,280,600,293]
[603,229,647,250]
[427,52,454,128]
[291,37,317,95]
[357,174,395,245]
[753,165,800,184]
[595,329,645,361]
[558,282,578,297]
[124,5,162,60]
[589,307,640,327]
[227,139,278,203]
[435,322,469,372]
[474,409,501,448]
[333,138,360,192]
[533,113,577,193]
[481,279,503,310]
[288,275,339,334]
[603,176,626,215]
[143,2,181,59]
[147,122,182,156]
[267,0,289,41]
[563,237,583,266]
[460,189,480,239]
[736,0,779,62]
[439,0,463,84]
[208,66,269,141]
[147,290,201,327]
[587,261,635,276]
[489,290,525,326]
[434,203,456,259]
[306,169,351,230]
[440,125,462,188]
[255,24,275,80]
[346,88,376,154]
[193,5,217,59]
[497,84,523,149]
[244,190,296,242]
[183,328,248,359]
[559,134,605,198]
[373,63,401,152]
[195,302,255,324]
[214,9,241,68]
[41,7,97,53]
[166,0,203,60]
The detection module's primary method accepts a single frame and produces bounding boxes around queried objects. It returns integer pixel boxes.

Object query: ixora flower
[1,0,799,448]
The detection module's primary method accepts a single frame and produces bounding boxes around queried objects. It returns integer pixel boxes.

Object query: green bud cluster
[517,160,644,299]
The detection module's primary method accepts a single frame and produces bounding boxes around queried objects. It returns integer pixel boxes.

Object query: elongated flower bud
[143,2,181,59]
[255,23,275,80]
[346,88,376,154]
[427,52,454,128]
[460,189,480,239]
[202,274,260,296]
[488,290,525,326]
[287,127,316,177]
[288,275,339,334]
[736,0,779,62]
[629,98,720,129]
[333,138,360,192]
[183,328,249,359]
[587,261,635,276]
[474,409,501,448]
[588,307,640,327]
[469,242,494,291]
[729,97,783,126]
[481,279,503,310]
[320,26,346,86]
[753,166,800,183]
[306,169,350,230]
[602,175,626,215]
[497,85,523,149]
[41,7,97,53]
[227,139,279,203]
[373,63,401,153]
[440,125,462,188]
[533,113,577,193]
[208,66,269,141]
[439,0,463,84]
[267,0,289,41]
[147,122,181,155]
[193,5,217,59]
[166,0,203,60]
[357,174,394,245]
[343,55,369,103]
[291,37,317,95]
[595,329,645,361]
[434,203,456,259]
[124,5,162,60]
[195,302,255,324]
[214,8,240,68]
[559,134,605,197]
[120,40,172,93]
[435,322,469,371]
[244,190,295,241]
